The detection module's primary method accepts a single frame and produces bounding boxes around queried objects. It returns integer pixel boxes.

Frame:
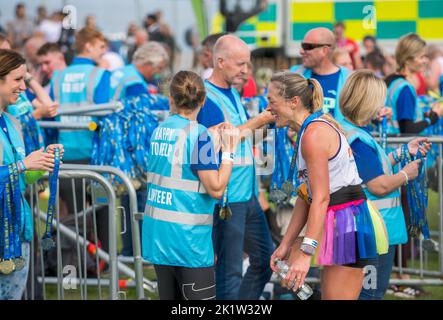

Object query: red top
[242,74,257,98]
[337,38,359,69]
[414,72,427,95]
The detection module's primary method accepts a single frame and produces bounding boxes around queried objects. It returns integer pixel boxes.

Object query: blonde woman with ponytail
[268,72,388,300]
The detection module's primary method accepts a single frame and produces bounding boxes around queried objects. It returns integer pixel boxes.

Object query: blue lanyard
[18,111,44,155]
[1,163,21,261]
[269,127,290,204]
[10,163,22,259]
[90,97,159,194]
[282,111,323,196]
[0,114,12,144]
[400,144,430,239]
[379,115,387,152]
[42,148,60,251]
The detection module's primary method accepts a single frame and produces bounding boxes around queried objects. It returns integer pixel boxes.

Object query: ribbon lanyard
[269,128,288,204]
[282,110,323,196]
[41,148,60,251]
[218,187,232,220]
[379,115,387,151]
[0,163,21,274]
[400,144,430,240]
[20,111,44,155]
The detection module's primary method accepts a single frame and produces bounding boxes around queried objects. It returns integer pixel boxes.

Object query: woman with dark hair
[0,49,63,300]
[142,70,239,300]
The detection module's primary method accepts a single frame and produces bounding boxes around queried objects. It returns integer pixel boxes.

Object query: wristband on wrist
[221,152,234,163]
[302,237,318,249]
[17,160,26,172]
[399,170,409,185]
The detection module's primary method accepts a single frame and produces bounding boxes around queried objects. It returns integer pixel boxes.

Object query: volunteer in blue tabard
[110,41,169,258]
[337,70,431,300]
[143,70,239,300]
[290,28,350,122]
[49,27,111,161]
[49,27,111,251]
[385,33,443,135]
[197,34,275,300]
[0,49,63,300]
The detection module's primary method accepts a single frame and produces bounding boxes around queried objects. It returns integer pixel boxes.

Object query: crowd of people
[0,3,443,301]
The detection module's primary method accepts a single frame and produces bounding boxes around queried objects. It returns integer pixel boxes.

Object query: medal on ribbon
[0,164,19,274]
[41,148,60,251]
[269,128,287,204]
[10,162,25,270]
[400,144,430,243]
[218,187,232,220]
[281,111,323,199]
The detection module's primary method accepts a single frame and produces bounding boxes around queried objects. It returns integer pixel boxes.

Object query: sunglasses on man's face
[301,43,332,51]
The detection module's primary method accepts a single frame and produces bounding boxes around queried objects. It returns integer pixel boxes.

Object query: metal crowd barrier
[385,136,443,286]
[36,102,123,131]
[268,135,443,297]
[24,164,156,300]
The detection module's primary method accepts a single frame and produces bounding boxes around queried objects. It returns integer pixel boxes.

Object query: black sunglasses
[301,42,332,51]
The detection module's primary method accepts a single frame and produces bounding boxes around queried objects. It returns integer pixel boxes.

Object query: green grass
[383,190,443,300]
[37,190,443,300]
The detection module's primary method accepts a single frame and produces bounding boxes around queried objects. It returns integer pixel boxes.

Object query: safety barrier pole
[60,164,151,299]
[387,136,443,284]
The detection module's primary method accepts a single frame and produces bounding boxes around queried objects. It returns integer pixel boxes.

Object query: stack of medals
[269,127,293,205]
[399,144,436,251]
[91,96,159,194]
[41,148,60,251]
[420,94,443,169]
[0,163,25,274]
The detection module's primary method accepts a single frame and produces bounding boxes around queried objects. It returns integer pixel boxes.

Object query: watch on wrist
[300,243,315,256]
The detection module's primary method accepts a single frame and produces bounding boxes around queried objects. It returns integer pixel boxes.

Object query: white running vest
[296,119,361,197]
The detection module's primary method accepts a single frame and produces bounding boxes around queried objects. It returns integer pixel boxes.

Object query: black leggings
[154,265,215,300]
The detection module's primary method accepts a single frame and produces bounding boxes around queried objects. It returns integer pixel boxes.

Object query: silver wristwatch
[300,243,316,256]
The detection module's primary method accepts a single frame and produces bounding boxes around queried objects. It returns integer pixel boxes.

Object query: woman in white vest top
[267,72,388,300]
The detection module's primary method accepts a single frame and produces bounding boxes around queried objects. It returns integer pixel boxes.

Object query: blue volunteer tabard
[143,114,217,268]
[110,64,148,101]
[341,118,407,245]
[51,64,106,160]
[385,77,423,135]
[204,81,258,204]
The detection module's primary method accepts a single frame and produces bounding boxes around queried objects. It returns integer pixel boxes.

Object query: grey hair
[132,41,169,67]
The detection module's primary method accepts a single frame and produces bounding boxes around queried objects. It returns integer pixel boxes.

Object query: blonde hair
[270,71,343,132]
[339,70,387,126]
[395,33,426,72]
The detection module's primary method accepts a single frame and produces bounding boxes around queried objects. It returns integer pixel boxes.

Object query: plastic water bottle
[275,259,313,300]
